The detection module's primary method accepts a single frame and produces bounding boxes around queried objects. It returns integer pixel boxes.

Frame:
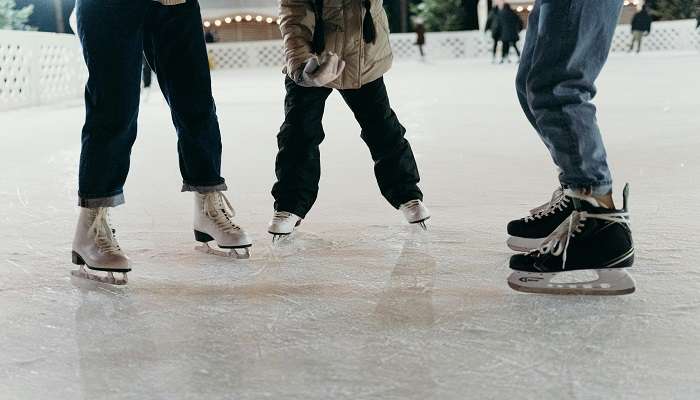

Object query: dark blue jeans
[516,0,622,196]
[76,0,226,208]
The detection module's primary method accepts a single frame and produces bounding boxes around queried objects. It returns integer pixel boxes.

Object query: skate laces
[204,192,241,233]
[400,199,422,211]
[525,188,569,222]
[90,208,122,255]
[535,210,630,270]
[271,211,295,224]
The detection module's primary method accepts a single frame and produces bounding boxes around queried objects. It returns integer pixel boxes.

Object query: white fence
[208,19,700,69]
[0,30,87,111]
[1,19,698,111]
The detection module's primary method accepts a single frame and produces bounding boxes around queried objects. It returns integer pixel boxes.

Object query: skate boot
[507,184,635,296]
[194,192,252,259]
[507,187,575,252]
[400,199,430,230]
[71,207,130,285]
[268,211,302,242]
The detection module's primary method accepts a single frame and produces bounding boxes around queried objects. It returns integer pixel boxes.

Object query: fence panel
[1,19,698,110]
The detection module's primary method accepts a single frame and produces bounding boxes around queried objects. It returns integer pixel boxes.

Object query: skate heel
[194,230,215,243]
[71,251,85,266]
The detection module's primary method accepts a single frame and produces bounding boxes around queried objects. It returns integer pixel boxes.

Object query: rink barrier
[0,30,87,111]
[207,19,700,69]
[0,19,698,110]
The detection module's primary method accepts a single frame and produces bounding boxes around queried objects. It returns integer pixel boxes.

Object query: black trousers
[76,0,225,207]
[502,41,521,59]
[272,77,423,218]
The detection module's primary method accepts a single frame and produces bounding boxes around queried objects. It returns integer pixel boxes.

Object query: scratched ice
[1,53,700,399]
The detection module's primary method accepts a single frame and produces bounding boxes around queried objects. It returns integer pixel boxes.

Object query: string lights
[204,14,279,27]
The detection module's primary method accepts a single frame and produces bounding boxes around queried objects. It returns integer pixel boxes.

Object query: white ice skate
[400,199,430,230]
[71,207,130,285]
[268,211,302,242]
[194,192,252,259]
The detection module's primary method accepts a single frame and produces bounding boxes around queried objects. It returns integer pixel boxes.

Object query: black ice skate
[507,184,635,296]
[507,187,574,252]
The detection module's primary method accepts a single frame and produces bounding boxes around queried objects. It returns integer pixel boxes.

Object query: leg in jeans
[517,0,621,196]
[516,4,540,131]
[339,77,423,209]
[76,0,149,207]
[271,78,332,218]
[143,0,227,193]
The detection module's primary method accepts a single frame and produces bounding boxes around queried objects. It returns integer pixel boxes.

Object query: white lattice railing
[1,19,698,110]
[0,30,87,111]
[208,19,700,69]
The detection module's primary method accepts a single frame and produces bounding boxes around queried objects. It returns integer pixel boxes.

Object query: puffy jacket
[498,7,523,43]
[279,0,393,89]
[631,10,652,32]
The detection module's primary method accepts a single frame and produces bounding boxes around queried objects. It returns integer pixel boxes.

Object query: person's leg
[76,0,149,207]
[339,77,423,209]
[143,0,226,193]
[513,42,521,58]
[271,78,332,218]
[516,3,540,132]
[501,41,511,62]
[492,38,498,60]
[637,32,643,53]
[629,32,635,51]
[522,0,622,201]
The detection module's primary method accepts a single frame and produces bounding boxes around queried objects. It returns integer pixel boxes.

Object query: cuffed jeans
[516,0,622,196]
[76,0,226,208]
[272,77,423,218]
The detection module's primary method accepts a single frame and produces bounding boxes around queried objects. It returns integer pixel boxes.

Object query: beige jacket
[279,0,393,89]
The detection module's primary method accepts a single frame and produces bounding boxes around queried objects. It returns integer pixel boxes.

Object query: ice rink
[2,52,700,399]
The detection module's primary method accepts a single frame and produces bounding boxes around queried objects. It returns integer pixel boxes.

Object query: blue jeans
[516,0,622,196]
[76,0,226,208]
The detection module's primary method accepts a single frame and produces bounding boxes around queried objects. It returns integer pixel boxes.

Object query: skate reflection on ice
[265,231,339,259]
[374,234,436,327]
[364,234,439,398]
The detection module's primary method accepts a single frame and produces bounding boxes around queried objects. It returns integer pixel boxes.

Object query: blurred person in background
[485,5,502,63]
[414,17,426,60]
[629,5,652,53]
[498,3,523,63]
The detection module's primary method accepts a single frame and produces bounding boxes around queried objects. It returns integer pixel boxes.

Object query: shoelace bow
[205,192,241,233]
[90,208,122,255]
[533,210,630,270]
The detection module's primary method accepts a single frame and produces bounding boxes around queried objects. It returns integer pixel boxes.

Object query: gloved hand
[293,52,346,87]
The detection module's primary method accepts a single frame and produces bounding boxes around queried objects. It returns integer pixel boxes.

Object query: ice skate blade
[409,218,429,231]
[506,236,544,252]
[195,243,250,259]
[507,269,635,296]
[270,233,292,244]
[71,266,128,285]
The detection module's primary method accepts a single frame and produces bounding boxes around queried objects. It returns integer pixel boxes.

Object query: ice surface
[1,53,700,399]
